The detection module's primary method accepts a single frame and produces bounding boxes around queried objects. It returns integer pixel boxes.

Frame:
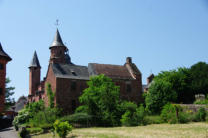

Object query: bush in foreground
[60,113,93,127]
[120,103,146,126]
[194,107,207,122]
[160,104,189,124]
[53,120,72,138]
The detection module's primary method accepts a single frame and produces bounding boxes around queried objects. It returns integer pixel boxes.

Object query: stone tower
[0,43,12,112]
[49,29,72,64]
[29,51,41,96]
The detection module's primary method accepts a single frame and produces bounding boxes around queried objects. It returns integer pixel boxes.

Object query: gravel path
[0,127,18,138]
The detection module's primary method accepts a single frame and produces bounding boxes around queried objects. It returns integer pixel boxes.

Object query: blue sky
[0,0,208,100]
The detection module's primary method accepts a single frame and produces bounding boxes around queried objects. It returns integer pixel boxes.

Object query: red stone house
[0,43,12,113]
[28,29,143,113]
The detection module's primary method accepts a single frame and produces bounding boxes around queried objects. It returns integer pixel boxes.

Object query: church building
[28,29,143,113]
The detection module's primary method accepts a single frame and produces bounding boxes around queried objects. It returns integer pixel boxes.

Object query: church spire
[0,42,12,61]
[50,29,65,48]
[29,51,41,68]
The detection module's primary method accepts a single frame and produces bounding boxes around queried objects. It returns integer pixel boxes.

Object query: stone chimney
[126,57,132,64]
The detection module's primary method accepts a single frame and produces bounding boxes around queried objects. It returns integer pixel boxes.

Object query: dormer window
[71,70,77,76]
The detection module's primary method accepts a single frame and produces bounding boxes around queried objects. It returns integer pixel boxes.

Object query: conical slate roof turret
[29,51,41,68]
[50,29,66,48]
[0,42,12,61]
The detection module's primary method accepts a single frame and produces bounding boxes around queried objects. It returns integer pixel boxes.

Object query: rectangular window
[71,81,77,91]
[0,64,3,70]
[126,81,132,92]
[71,100,76,112]
[0,88,3,95]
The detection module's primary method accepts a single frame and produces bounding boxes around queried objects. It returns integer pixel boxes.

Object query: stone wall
[179,104,208,112]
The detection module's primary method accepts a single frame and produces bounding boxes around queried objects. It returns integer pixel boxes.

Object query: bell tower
[49,29,71,64]
[0,42,12,112]
[29,51,41,96]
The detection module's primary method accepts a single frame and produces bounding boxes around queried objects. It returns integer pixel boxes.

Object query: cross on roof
[55,19,60,27]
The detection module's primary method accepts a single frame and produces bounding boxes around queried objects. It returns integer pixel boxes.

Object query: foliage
[53,120,72,138]
[190,62,208,96]
[60,113,92,127]
[160,104,189,124]
[78,74,121,126]
[75,105,88,113]
[4,78,15,109]
[194,95,208,104]
[29,108,57,128]
[145,115,162,124]
[26,127,43,134]
[145,67,198,114]
[145,80,177,114]
[26,100,45,117]
[120,103,146,126]
[194,99,208,104]
[194,107,207,122]
[46,83,55,108]
[13,109,30,126]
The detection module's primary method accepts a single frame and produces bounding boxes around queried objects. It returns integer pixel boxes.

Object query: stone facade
[28,29,143,114]
[0,43,12,113]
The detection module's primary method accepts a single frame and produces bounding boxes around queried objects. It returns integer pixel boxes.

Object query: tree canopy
[78,74,121,126]
[145,61,208,114]
[5,78,15,109]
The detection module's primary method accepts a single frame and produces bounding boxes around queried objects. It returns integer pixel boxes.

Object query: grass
[31,122,208,138]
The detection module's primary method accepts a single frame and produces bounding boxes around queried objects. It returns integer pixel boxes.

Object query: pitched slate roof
[52,63,89,80]
[50,29,66,48]
[88,63,134,80]
[29,51,41,68]
[0,42,12,61]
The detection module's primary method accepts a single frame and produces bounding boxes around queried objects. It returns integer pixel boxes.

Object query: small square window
[0,64,3,70]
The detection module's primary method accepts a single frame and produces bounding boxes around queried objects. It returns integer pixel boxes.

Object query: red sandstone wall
[56,78,87,114]
[29,67,40,95]
[115,79,143,104]
[0,59,7,113]
[44,64,57,107]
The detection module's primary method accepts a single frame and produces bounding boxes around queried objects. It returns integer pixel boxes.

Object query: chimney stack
[126,57,132,64]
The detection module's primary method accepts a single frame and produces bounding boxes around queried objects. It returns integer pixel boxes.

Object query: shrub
[75,105,88,113]
[160,103,190,124]
[194,99,208,104]
[26,127,43,134]
[53,120,72,138]
[194,107,207,121]
[26,100,45,117]
[145,115,162,124]
[29,108,57,128]
[13,109,30,127]
[60,113,92,127]
[120,104,146,126]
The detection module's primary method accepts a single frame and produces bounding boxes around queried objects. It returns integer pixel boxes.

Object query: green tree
[145,79,177,114]
[46,83,55,108]
[5,78,15,109]
[78,74,121,126]
[190,62,208,96]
